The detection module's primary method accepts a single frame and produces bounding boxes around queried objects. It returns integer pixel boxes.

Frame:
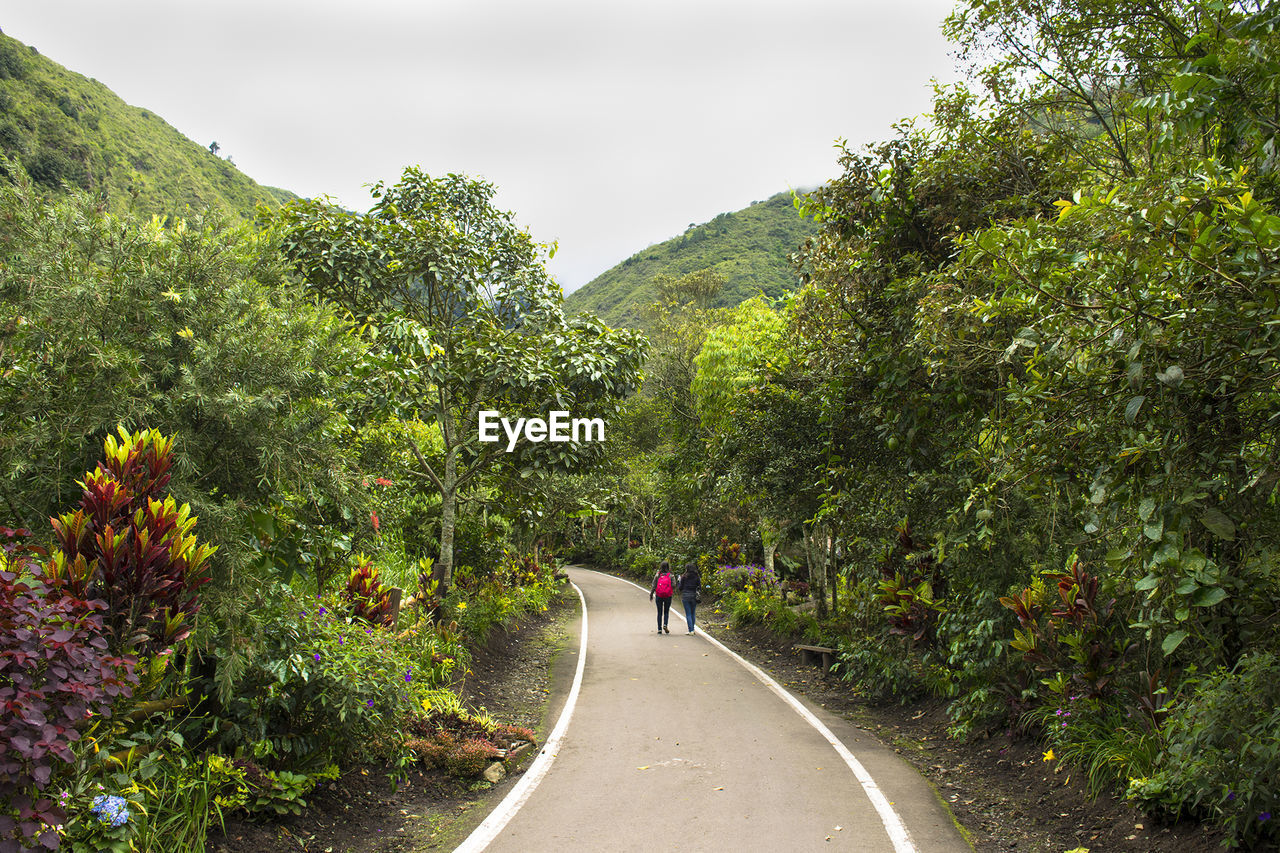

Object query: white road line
[611,569,918,853]
[452,579,588,853]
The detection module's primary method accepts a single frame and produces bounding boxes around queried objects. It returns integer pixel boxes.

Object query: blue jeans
[682,594,697,632]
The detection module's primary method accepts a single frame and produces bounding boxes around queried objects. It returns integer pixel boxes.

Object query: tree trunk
[436,448,458,597]
[825,529,839,619]
[759,519,781,577]
[803,527,828,619]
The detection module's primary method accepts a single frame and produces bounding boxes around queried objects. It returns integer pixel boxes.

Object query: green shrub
[206,589,462,769]
[835,634,925,703]
[624,545,661,580]
[1129,653,1280,848]
[1029,693,1162,798]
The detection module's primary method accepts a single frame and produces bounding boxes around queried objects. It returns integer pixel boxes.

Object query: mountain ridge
[0,30,293,220]
[564,190,818,328]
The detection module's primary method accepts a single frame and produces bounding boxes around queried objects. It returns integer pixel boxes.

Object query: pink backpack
[655,572,673,597]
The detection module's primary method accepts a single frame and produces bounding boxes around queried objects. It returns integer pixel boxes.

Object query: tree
[275,168,646,594]
[0,170,362,582]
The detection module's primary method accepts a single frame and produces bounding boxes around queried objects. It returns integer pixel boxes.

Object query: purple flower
[404,669,412,683]
[1261,812,1272,823]
[1228,791,1236,801]
[319,607,327,615]
[314,653,321,661]
[366,699,374,708]
[339,636,344,645]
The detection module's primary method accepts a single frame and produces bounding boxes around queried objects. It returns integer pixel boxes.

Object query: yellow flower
[177,327,194,340]
[456,601,467,610]
[1042,748,1055,762]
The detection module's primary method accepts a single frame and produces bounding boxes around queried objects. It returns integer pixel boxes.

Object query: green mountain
[565,191,819,328]
[0,31,293,219]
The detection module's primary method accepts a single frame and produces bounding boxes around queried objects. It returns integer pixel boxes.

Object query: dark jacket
[678,568,701,598]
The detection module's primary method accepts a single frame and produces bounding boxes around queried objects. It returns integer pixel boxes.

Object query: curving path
[456,568,970,852]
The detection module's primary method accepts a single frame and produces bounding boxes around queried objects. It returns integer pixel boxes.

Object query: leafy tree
[0,169,362,587]
[274,168,646,594]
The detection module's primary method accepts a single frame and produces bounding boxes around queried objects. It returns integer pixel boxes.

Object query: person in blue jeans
[678,561,701,633]
[650,561,675,634]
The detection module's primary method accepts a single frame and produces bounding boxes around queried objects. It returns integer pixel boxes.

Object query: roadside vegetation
[569,1,1280,848]
[0,163,640,852]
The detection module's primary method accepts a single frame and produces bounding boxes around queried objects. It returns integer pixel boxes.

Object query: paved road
[458,568,970,852]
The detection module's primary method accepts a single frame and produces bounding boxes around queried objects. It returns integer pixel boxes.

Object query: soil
[206,588,577,853]
[209,576,1244,853]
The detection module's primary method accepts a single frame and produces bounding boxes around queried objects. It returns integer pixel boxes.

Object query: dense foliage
[0,535,137,851]
[0,157,624,847]
[273,168,646,594]
[570,0,1280,846]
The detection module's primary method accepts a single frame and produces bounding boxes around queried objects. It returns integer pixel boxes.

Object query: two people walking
[649,560,701,634]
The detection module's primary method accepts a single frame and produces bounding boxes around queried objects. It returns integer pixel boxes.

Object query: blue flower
[90,794,129,828]
[1261,812,1272,823]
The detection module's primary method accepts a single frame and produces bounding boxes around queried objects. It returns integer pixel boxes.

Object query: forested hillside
[564,191,817,327]
[0,31,292,218]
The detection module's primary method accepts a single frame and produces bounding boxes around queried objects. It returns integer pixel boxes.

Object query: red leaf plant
[44,427,216,656]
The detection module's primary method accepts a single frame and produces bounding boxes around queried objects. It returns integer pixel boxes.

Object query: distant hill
[565,191,818,328]
[0,32,293,219]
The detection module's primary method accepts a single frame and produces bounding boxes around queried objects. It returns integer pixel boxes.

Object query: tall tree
[274,168,646,594]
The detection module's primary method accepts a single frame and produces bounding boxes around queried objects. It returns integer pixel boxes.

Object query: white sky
[1,0,960,293]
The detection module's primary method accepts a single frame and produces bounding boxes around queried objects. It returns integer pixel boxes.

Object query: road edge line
[604,569,918,853]
[452,579,589,853]
[695,626,917,853]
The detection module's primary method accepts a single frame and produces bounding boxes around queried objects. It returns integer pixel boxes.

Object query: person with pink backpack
[649,560,675,634]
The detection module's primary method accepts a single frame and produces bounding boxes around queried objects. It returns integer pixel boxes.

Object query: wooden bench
[794,644,837,672]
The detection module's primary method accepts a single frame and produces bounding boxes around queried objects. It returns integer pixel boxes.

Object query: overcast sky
[2,0,960,293]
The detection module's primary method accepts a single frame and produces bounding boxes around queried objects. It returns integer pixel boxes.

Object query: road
[455,567,970,852]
